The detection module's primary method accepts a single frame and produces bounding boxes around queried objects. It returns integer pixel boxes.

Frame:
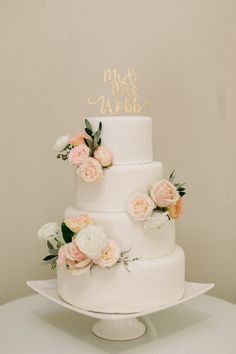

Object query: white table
[1,294,236,354]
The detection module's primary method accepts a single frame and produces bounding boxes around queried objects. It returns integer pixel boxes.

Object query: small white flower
[144,212,169,230]
[53,134,70,152]
[38,222,59,241]
[76,225,108,259]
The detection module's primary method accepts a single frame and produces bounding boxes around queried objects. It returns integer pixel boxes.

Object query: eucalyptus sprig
[168,170,186,197]
[118,248,140,272]
[42,239,62,270]
[84,119,102,155]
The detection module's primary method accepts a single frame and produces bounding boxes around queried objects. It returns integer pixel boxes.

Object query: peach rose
[64,215,94,233]
[150,179,179,208]
[94,146,113,167]
[168,198,183,219]
[78,157,103,183]
[68,144,90,167]
[69,132,92,147]
[94,239,120,268]
[127,192,155,221]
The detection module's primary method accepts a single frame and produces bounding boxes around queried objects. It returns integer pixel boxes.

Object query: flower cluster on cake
[53,119,112,184]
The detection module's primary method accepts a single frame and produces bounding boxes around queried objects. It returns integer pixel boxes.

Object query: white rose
[76,225,108,259]
[38,222,59,241]
[94,239,120,268]
[53,134,70,152]
[144,212,169,230]
[127,192,155,222]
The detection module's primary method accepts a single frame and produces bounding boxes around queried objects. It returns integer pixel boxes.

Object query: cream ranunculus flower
[53,134,70,152]
[144,212,169,230]
[76,225,108,259]
[38,222,59,241]
[94,239,120,268]
[127,192,155,222]
[78,157,103,183]
[150,179,179,208]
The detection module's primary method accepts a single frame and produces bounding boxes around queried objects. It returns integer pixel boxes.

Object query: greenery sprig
[168,170,186,197]
[118,248,140,272]
[42,221,75,269]
[84,118,102,155]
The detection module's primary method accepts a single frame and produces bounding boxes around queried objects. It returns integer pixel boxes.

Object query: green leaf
[47,240,54,250]
[43,254,57,261]
[61,222,74,243]
[85,119,93,133]
[84,139,89,147]
[99,121,102,131]
[93,131,100,149]
[41,258,57,266]
[49,249,58,256]
[169,170,175,183]
[85,139,95,154]
[85,128,93,137]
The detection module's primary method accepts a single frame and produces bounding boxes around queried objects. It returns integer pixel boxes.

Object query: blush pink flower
[69,132,92,147]
[94,146,113,167]
[78,157,103,183]
[57,240,93,273]
[64,215,94,233]
[94,239,120,268]
[168,198,183,219]
[150,179,179,208]
[68,144,90,167]
[127,192,155,221]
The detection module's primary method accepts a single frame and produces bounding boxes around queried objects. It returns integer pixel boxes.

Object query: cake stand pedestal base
[92,318,145,341]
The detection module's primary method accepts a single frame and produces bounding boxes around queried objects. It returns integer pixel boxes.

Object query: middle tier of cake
[65,206,175,259]
[76,161,163,212]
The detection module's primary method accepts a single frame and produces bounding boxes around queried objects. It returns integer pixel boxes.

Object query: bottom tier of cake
[57,245,185,313]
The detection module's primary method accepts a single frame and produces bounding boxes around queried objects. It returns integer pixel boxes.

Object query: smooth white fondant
[57,246,185,313]
[65,206,175,259]
[87,116,153,165]
[76,161,163,212]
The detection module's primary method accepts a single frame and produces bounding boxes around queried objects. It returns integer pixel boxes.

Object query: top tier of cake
[87,116,153,165]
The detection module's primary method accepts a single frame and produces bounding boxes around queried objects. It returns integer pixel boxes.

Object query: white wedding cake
[51,116,185,313]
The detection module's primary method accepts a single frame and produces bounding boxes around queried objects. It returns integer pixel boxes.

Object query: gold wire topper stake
[88,68,151,115]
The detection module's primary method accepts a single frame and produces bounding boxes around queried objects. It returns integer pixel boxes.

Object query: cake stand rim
[27,279,215,320]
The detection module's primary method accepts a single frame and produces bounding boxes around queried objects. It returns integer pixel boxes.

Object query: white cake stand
[27,280,214,341]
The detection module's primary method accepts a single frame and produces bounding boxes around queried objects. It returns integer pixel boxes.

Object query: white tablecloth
[1,294,236,354]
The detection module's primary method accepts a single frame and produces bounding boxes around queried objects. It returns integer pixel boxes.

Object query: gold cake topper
[88,68,151,115]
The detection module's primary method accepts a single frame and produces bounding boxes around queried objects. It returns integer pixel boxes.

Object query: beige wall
[1,0,236,304]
